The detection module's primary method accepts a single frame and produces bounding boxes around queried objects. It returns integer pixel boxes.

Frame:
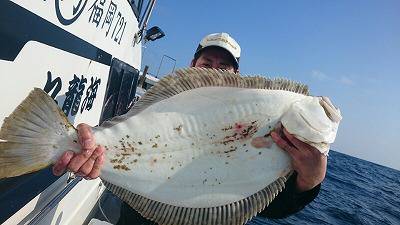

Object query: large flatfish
[0,67,342,225]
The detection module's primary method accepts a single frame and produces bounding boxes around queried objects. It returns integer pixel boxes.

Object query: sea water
[248,151,400,225]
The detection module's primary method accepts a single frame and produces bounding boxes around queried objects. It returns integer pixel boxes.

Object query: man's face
[192,47,237,73]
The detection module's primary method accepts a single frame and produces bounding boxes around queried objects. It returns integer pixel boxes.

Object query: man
[53,32,326,222]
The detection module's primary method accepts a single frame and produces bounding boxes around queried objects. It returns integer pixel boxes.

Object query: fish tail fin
[0,88,79,179]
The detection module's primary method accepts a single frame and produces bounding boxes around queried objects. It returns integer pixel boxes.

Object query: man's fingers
[86,152,105,179]
[271,131,299,159]
[77,146,105,177]
[52,151,74,176]
[282,128,320,155]
[282,128,310,150]
[77,123,95,150]
[68,123,96,173]
[273,123,283,135]
[52,123,104,179]
[67,147,96,173]
[77,155,96,176]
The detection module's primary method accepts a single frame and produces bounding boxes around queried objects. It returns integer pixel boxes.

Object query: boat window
[100,58,140,123]
[129,0,149,23]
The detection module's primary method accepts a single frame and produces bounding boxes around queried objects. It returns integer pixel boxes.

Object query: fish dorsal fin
[100,67,309,127]
[103,173,291,225]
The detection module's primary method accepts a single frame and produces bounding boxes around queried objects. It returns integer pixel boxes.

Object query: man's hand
[271,124,327,193]
[52,123,105,179]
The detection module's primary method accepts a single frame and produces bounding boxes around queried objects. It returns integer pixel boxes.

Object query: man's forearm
[258,172,321,219]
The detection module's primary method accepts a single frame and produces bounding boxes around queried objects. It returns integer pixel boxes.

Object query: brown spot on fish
[73,140,78,143]
[259,152,262,155]
[113,165,130,171]
[138,142,142,145]
[174,125,183,133]
[126,135,130,138]
[137,153,142,157]
[171,167,174,170]
[224,148,237,154]
[164,144,167,147]
[149,157,158,167]
[251,136,273,149]
[152,143,158,148]
[121,153,130,156]
[221,125,233,131]
[219,121,258,145]
[155,135,160,138]
[110,159,118,163]
[133,159,138,163]
[225,162,229,165]
[167,177,170,179]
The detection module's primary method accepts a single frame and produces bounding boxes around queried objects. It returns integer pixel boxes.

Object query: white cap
[195,33,241,68]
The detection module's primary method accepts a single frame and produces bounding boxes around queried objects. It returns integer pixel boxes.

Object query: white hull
[0,0,158,224]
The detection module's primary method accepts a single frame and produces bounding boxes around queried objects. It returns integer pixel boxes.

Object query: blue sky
[142,0,400,170]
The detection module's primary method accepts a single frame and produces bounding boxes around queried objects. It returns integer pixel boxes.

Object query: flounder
[0,68,342,225]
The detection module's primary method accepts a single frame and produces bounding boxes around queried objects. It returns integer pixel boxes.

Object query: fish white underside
[94,87,309,208]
